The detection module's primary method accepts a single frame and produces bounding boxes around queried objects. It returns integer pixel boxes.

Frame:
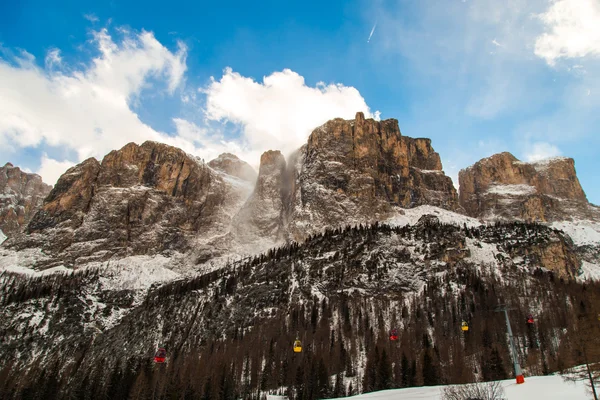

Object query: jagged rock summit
[236,112,461,243]
[208,152,257,182]
[8,141,249,268]
[459,152,597,222]
[0,162,52,238]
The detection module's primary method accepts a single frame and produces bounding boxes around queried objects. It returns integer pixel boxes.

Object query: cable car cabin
[293,340,302,353]
[154,348,167,363]
[389,329,399,341]
[461,321,469,332]
[527,315,534,324]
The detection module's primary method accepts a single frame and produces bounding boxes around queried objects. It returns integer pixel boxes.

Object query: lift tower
[495,305,525,384]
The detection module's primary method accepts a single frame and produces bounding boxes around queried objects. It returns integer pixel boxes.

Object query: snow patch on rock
[578,260,600,281]
[552,220,600,246]
[0,229,6,245]
[96,255,181,291]
[528,157,570,173]
[487,184,536,196]
[387,205,482,228]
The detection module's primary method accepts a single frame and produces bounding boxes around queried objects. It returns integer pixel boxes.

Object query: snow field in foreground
[267,374,592,399]
[330,375,590,399]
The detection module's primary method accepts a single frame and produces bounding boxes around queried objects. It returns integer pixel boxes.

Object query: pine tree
[316,358,329,399]
[378,349,393,389]
[400,353,410,388]
[422,350,439,386]
[294,366,304,400]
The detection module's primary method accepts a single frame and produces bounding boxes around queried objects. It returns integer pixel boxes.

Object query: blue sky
[0,0,599,204]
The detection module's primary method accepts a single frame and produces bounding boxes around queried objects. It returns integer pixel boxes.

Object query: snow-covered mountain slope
[0,228,6,245]
[2,218,599,399]
[387,205,481,228]
[326,374,591,400]
[552,218,600,247]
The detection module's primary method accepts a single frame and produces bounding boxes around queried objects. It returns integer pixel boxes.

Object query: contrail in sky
[367,22,377,43]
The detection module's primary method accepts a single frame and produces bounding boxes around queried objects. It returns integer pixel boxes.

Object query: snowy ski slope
[330,375,591,400]
[266,374,592,399]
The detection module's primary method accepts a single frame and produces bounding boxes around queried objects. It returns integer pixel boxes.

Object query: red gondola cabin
[527,315,534,324]
[389,329,398,341]
[154,348,167,363]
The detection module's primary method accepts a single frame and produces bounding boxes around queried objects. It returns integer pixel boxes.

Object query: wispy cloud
[367,22,377,43]
[83,13,99,23]
[44,48,62,69]
[523,142,562,162]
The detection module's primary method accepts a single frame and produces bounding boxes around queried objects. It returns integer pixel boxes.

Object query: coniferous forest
[1,219,600,399]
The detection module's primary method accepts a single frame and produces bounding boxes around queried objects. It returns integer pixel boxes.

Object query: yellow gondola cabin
[461,321,469,332]
[293,339,302,353]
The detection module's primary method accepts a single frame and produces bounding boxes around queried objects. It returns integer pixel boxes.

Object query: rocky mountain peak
[208,153,257,183]
[232,150,287,243]
[258,150,286,175]
[459,152,593,222]
[0,163,52,237]
[284,112,461,240]
[12,141,249,268]
[28,158,101,233]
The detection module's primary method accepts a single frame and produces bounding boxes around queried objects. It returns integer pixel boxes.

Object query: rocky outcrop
[28,158,101,233]
[9,141,249,267]
[459,153,594,222]
[208,153,257,183]
[285,112,460,240]
[233,151,286,241]
[0,163,52,238]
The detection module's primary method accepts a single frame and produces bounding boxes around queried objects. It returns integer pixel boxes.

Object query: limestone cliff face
[286,112,459,240]
[459,153,593,222]
[208,153,257,183]
[232,151,286,242]
[28,158,101,232]
[0,163,52,237]
[234,112,460,242]
[303,112,454,208]
[13,141,247,267]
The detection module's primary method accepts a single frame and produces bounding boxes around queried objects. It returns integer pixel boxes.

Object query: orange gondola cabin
[461,321,469,332]
[389,329,399,341]
[154,348,167,363]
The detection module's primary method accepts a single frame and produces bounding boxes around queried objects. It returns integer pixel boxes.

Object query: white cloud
[535,0,600,65]
[524,142,562,162]
[83,13,99,23]
[0,27,187,171]
[44,48,62,69]
[203,68,379,159]
[1,27,377,181]
[37,154,75,185]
